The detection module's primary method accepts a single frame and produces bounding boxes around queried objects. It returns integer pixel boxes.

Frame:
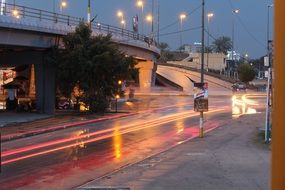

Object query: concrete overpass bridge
[156,64,233,96]
[0,3,160,113]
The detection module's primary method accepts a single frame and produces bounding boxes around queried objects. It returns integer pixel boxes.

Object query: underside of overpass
[0,48,55,114]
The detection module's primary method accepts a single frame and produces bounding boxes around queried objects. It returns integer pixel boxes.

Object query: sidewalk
[78,113,270,190]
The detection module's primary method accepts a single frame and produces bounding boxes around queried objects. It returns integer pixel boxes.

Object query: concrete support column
[272,0,285,189]
[35,55,55,114]
[136,60,154,89]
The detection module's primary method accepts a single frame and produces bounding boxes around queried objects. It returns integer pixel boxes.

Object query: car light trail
[2,103,191,141]
[2,110,197,158]
[1,108,227,165]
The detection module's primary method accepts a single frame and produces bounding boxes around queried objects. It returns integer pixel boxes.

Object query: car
[232,82,247,92]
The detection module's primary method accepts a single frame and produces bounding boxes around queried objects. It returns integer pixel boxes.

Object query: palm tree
[212,36,232,54]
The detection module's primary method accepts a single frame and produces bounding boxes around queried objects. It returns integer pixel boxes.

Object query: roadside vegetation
[50,23,137,113]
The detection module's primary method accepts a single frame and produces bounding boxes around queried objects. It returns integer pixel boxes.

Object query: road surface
[0,95,265,190]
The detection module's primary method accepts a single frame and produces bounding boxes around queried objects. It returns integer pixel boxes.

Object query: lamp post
[136,0,144,34]
[179,13,187,50]
[120,19,126,29]
[146,14,153,35]
[151,0,154,34]
[87,0,91,23]
[231,9,239,67]
[206,12,214,71]
[115,94,120,113]
[117,10,125,29]
[60,0,67,13]
[265,4,273,143]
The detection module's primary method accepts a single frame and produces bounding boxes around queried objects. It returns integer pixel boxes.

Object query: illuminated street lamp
[117,10,124,18]
[145,14,153,35]
[120,20,126,29]
[136,0,144,11]
[232,9,240,63]
[206,12,214,71]
[12,9,19,18]
[179,13,187,49]
[146,14,152,22]
[117,10,125,29]
[136,0,144,34]
[60,0,67,13]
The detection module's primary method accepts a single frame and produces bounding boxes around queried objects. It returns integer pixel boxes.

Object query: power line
[157,26,201,37]
[227,0,266,49]
[157,4,202,33]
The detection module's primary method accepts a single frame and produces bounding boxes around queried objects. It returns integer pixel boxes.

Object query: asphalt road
[0,95,266,190]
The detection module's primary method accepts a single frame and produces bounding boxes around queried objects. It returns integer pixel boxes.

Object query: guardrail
[0,3,157,46]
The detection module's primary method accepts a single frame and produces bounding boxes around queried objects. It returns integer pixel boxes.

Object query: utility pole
[151,0,154,33]
[265,4,273,143]
[200,0,205,138]
[157,0,160,44]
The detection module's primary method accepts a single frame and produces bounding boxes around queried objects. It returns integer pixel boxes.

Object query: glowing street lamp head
[117,10,123,18]
[12,9,20,19]
[207,12,214,18]
[61,1,67,8]
[146,14,153,22]
[180,13,186,21]
[137,0,144,8]
[121,20,125,25]
[233,9,240,14]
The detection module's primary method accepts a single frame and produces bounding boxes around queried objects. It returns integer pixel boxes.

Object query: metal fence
[0,3,157,46]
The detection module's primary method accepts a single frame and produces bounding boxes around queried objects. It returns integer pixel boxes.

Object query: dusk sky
[11,0,274,58]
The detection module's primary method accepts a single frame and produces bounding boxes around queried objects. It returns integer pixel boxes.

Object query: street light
[117,10,124,18]
[60,0,67,13]
[179,13,187,49]
[145,14,153,36]
[136,0,144,34]
[232,9,239,65]
[120,19,126,29]
[206,12,214,71]
[117,10,125,29]
[87,0,91,23]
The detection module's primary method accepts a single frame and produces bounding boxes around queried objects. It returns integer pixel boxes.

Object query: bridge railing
[1,3,83,26]
[0,3,157,46]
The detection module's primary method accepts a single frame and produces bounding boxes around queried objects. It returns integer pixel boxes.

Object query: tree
[158,42,169,51]
[212,36,232,54]
[237,63,256,83]
[158,42,174,63]
[55,23,137,113]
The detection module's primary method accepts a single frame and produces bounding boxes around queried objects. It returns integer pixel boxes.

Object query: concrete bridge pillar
[35,56,55,115]
[136,60,155,89]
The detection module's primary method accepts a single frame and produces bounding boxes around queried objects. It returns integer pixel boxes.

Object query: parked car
[232,82,247,92]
